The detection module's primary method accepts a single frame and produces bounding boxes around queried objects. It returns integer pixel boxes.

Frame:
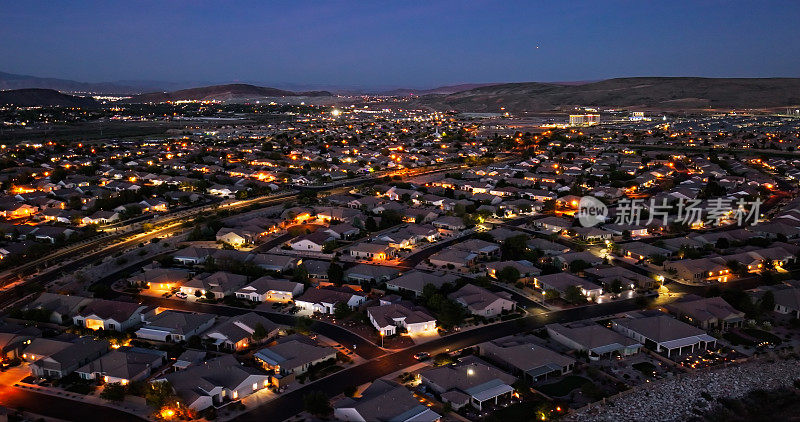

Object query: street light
[379,331,384,347]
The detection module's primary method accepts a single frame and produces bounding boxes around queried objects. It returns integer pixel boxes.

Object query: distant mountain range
[377,83,500,96]
[419,77,800,112]
[0,71,151,94]
[0,88,99,107]
[123,84,332,103]
[3,72,800,111]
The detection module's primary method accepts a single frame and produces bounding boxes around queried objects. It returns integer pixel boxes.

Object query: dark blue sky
[2,1,799,89]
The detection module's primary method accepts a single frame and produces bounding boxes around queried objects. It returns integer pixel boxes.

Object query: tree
[758,290,776,314]
[328,261,344,286]
[303,391,332,416]
[365,216,378,232]
[609,279,623,294]
[194,290,203,298]
[497,266,521,284]
[564,285,587,304]
[100,382,127,402]
[204,290,216,301]
[568,259,591,273]
[322,240,338,254]
[501,235,529,260]
[438,299,467,328]
[293,265,310,284]
[333,302,351,319]
[252,323,267,341]
[146,381,175,408]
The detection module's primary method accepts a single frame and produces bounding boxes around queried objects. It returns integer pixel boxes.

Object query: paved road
[128,295,386,360]
[233,295,653,422]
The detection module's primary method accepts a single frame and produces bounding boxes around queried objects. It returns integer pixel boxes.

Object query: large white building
[569,114,600,126]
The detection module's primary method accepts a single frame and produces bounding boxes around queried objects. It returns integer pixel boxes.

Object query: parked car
[175,292,188,299]
[413,352,431,361]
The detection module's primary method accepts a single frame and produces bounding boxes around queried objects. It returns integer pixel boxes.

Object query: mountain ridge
[123,83,333,103]
[419,77,800,111]
[0,88,99,107]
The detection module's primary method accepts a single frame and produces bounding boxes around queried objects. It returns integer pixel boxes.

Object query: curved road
[129,295,386,360]
[234,295,653,422]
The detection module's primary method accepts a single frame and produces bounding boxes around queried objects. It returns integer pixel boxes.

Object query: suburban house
[303,260,331,282]
[173,350,206,371]
[665,296,745,330]
[431,216,466,231]
[448,284,516,317]
[454,239,500,259]
[76,347,166,384]
[612,311,717,358]
[772,287,800,318]
[135,310,216,343]
[477,335,576,382]
[485,260,541,282]
[0,325,39,359]
[294,287,366,314]
[385,270,459,296]
[73,299,148,332]
[254,334,337,387]
[334,379,442,422]
[428,249,477,269]
[216,227,254,247]
[418,359,516,411]
[172,247,213,265]
[235,277,305,302]
[180,271,248,299]
[531,216,572,233]
[570,227,613,243]
[664,258,731,283]
[26,337,109,379]
[350,243,394,261]
[546,322,642,360]
[553,251,604,270]
[378,229,418,249]
[325,223,360,240]
[81,210,119,225]
[203,312,281,351]
[163,354,270,410]
[618,242,672,261]
[249,253,301,272]
[289,231,334,252]
[584,265,655,289]
[527,238,571,255]
[533,273,603,299]
[344,264,402,284]
[23,293,93,324]
[367,303,437,336]
[129,268,190,290]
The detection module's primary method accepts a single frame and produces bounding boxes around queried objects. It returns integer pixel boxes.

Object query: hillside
[0,88,99,107]
[125,84,332,103]
[419,77,800,112]
[378,83,500,96]
[0,71,143,94]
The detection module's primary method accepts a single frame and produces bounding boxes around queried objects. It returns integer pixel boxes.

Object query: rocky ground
[568,358,800,422]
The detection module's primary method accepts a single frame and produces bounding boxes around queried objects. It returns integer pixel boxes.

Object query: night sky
[2,1,799,89]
